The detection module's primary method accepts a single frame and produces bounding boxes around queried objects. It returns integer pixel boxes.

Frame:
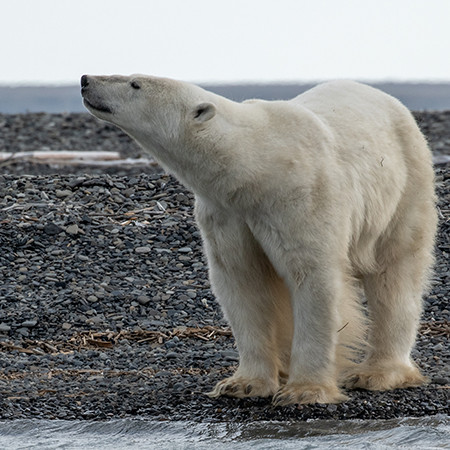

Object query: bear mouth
[83,98,113,114]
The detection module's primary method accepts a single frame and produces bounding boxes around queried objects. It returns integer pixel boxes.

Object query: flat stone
[65,224,80,235]
[86,316,103,324]
[137,295,151,305]
[55,189,72,198]
[0,323,11,332]
[68,177,87,188]
[221,350,239,361]
[432,377,448,385]
[17,327,29,336]
[135,246,151,254]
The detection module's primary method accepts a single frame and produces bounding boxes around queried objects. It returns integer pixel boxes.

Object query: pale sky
[2,0,450,85]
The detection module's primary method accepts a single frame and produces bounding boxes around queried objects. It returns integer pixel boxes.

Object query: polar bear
[81,74,437,405]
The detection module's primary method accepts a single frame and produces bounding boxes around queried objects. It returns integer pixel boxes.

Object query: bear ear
[192,102,216,123]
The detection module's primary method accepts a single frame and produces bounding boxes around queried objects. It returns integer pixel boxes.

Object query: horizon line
[2,78,450,88]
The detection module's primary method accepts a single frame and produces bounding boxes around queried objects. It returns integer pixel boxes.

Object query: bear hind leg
[345,250,432,391]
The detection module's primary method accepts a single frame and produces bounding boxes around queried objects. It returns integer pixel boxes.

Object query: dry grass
[0,325,233,356]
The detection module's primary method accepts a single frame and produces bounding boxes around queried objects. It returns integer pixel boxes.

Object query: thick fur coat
[82,75,437,405]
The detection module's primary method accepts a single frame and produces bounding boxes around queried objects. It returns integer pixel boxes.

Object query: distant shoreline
[1,82,450,113]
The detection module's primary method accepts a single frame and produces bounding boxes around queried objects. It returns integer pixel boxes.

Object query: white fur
[82,75,437,405]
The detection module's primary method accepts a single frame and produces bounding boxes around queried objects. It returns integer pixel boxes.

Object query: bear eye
[130,80,141,90]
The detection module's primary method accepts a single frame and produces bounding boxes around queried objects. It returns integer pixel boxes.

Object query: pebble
[55,189,72,198]
[137,295,151,305]
[221,350,239,361]
[135,246,151,254]
[44,223,63,235]
[0,323,11,332]
[432,377,448,385]
[65,224,80,235]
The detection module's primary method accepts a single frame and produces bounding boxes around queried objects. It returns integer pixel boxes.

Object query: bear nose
[81,75,89,88]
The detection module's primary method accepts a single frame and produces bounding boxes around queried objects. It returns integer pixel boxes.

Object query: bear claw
[344,364,427,391]
[207,376,276,399]
[244,385,253,395]
[272,383,349,406]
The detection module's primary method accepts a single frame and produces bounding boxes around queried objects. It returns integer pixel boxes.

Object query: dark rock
[432,377,448,385]
[43,223,63,235]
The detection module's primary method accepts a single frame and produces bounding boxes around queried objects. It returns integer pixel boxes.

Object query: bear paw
[344,363,427,391]
[272,383,349,406]
[207,376,277,399]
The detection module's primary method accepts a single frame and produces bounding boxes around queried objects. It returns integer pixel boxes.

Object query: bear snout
[81,75,89,89]
[80,76,113,115]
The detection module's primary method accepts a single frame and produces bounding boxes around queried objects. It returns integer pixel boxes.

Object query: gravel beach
[0,112,448,422]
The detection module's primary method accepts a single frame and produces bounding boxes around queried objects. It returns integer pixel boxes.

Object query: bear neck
[163,140,250,208]
[135,100,262,207]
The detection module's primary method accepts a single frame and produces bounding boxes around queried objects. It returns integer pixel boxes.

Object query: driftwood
[0,150,120,161]
[0,151,157,167]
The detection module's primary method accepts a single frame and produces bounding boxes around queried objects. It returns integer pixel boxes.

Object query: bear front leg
[196,203,286,399]
[205,238,286,399]
[248,213,349,405]
[271,265,349,406]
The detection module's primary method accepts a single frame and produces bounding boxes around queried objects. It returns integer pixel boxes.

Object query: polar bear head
[81,74,217,149]
[80,74,261,197]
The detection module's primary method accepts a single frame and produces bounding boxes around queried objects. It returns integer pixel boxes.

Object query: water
[0,416,448,450]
